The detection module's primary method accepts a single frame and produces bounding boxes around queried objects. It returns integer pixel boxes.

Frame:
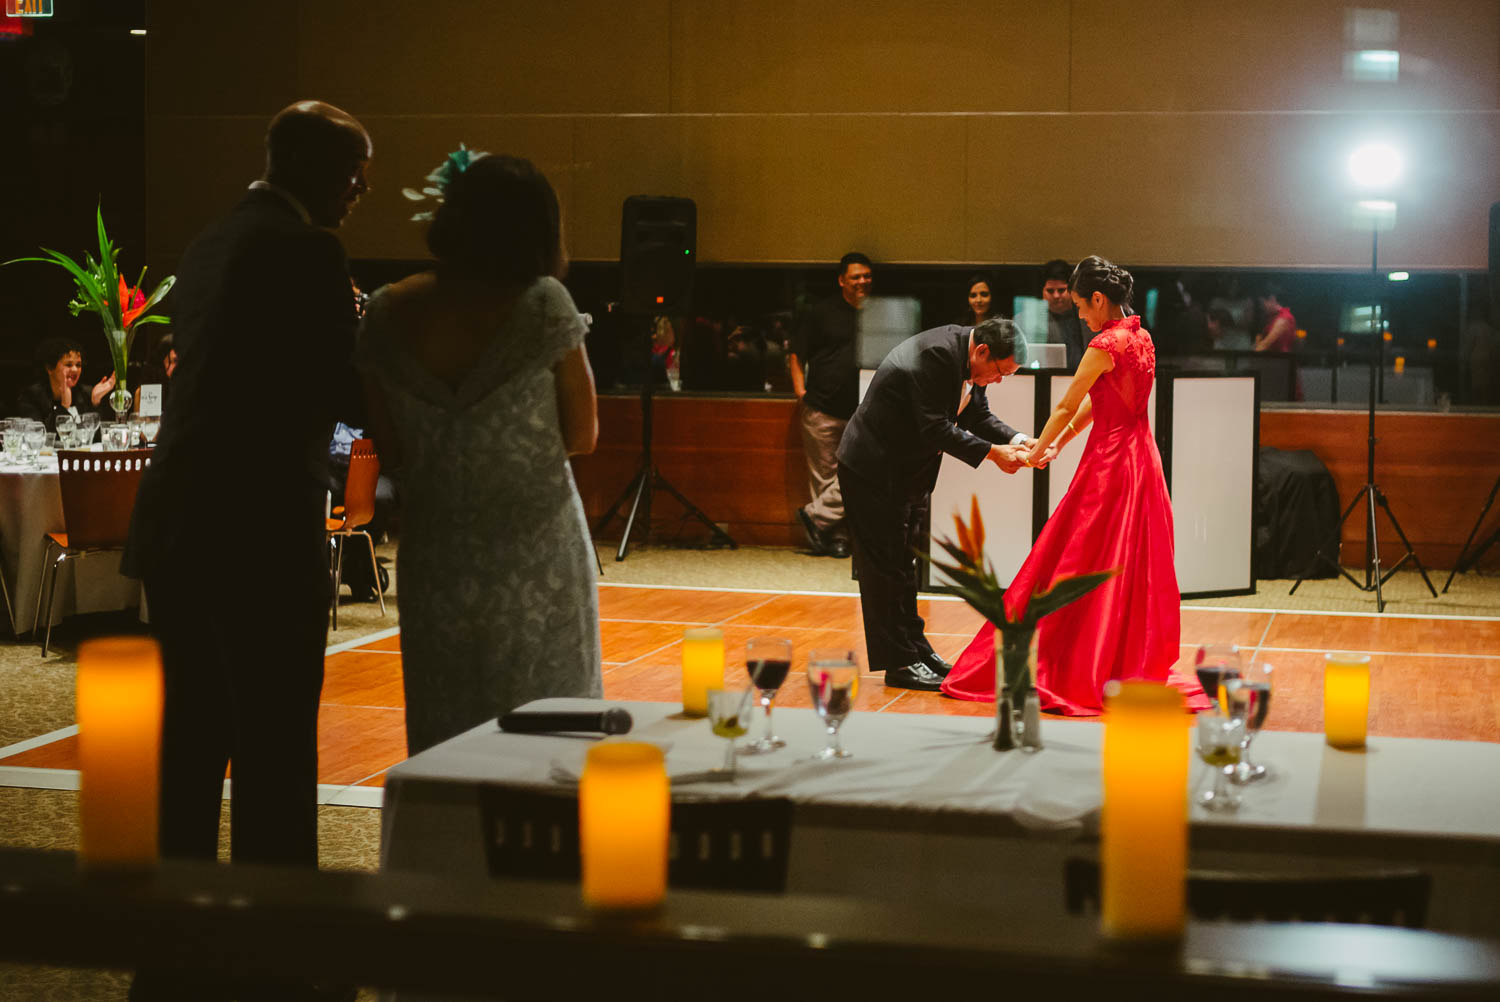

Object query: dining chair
[478,787,794,892]
[1063,856,1432,928]
[328,437,385,628]
[34,450,151,656]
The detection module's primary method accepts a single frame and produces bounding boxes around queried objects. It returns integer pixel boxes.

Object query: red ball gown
[940,315,1210,715]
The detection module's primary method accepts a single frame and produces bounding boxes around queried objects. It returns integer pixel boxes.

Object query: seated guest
[356,153,603,754]
[16,336,111,430]
[960,272,1000,327]
[1254,284,1297,352]
[1205,307,1235,350]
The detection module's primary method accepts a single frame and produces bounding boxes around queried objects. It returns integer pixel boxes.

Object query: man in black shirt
[1043,258,1087,372]
[789,252,870,557]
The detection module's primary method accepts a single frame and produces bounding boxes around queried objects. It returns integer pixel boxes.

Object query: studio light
[1387,271,1410,282]
[1348,143,1403,190]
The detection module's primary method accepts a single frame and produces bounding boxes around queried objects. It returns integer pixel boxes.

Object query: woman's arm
[1025,346,1111,465]
[555,345,599,456]
[361,379,402,473]
[1254,315,1293,352]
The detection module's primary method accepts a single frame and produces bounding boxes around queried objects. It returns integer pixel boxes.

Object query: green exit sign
[5,0,53,15]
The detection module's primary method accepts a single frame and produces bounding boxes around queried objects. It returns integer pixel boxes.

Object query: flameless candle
[579,741,669,909]
[1324,652,1372,749]
[680,627,724,717]
[1100,681,1187,941]
[76,636,163,869]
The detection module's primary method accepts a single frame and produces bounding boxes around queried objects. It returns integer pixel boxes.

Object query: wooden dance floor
[2,582,1498,800]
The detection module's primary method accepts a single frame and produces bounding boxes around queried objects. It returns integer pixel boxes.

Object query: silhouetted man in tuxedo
[124,98,370,1002]
[837,318,1034,691]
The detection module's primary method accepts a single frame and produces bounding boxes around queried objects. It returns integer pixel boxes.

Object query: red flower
[119,276,148,328]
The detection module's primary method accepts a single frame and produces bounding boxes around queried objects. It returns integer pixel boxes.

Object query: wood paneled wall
[576,395,1500,570]
[145,1,1500,278]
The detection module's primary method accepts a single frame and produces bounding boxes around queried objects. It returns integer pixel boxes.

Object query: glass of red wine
[1194,643,1243,714]
[741,636,792,754]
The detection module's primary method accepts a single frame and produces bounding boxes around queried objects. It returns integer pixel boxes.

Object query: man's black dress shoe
[884,661,945,691]
[829,537,851,558]
[796,506,829,555]
[924,651,954,677]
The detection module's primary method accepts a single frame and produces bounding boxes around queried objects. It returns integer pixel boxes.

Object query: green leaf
[95,204,122,328]
[24,248,109,317]
[132,274,175,321]
[130,314,171,326]
[1017,568,1120,627]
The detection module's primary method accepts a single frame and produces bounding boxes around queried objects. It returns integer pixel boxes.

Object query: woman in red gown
[941,257,1209,715]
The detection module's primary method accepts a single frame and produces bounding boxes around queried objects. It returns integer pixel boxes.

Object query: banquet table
[380,698,1500,936]
[0,457,142,636]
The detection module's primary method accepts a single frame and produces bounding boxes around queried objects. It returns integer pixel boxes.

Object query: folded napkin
[546,739,733,787]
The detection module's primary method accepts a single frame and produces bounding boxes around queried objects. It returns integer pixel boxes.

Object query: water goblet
[807,649,860,760]
[1195,712,1245,812]
[1225,665,1273,784]
[706,688,751,780]
[78,412,100,445]
[102,423,130,452]
[55,414,75,448]
[741,636,791,754]
[17,427,42,467]
[1194,643,1243,714]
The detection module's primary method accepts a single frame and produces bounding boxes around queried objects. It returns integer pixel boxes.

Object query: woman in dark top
[15,336,111,431]
[960,272,1000,327]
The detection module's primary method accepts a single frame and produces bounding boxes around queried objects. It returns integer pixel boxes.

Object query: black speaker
[620,195,695,314]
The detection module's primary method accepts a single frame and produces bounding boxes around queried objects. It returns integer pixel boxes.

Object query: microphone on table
[497,708,633,736]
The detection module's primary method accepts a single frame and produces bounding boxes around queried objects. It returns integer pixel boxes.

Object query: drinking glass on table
[78,412,99,445]
[741,636,791,754]
[706,688,751,780]
[101,423,130,451]
[807,649,859,760]
[16,425,42,467]
[1195,711,1245,812]
[54,414,75,449]
[1194,643,1243,713]
[1225,664,1273,784]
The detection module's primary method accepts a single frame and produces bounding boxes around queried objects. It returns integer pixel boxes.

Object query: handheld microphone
[497,708,633,736]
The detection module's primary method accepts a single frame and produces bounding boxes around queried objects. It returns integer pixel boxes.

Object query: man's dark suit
[124,187,359,867]
[836,326,1022,673]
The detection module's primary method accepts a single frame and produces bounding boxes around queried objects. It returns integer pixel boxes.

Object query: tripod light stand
[1290,143,1436,611]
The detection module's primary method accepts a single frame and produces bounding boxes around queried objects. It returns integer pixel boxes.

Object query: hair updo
[426,154,561,284]
[1069,255,1134,307]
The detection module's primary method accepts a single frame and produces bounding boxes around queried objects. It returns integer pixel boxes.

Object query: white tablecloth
[0,459,142,636]
[381,699,1500,934]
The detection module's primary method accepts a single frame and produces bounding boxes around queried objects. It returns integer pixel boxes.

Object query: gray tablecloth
[0,460,142,636]
[381,698,1500,934]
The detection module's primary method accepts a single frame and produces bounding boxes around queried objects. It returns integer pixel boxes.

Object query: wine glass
[706,688,751,780]
[1225,664,1273,784]
[55,414,75,449]
[741,636,791,754]
[78,412,99,445]
[807,649,859,760]
[1194,643,1243,714]
[1195,712,1245,812]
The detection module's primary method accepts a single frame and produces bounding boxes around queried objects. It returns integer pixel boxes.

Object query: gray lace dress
[355,276,602,755]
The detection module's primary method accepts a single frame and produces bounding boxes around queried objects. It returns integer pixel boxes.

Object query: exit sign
[5,0,53,15]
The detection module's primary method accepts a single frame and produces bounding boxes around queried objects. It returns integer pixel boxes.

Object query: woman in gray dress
[356,155,602,755]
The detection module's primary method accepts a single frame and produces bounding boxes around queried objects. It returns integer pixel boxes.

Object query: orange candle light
[579,741,669,910]
[680,627,723,717]
[1324,652,1372,749]
[76,636,163,869]
[1100,682,1187,941]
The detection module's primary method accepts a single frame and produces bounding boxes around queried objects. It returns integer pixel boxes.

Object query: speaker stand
[593,373,736,561]
[1442,472,1500,592]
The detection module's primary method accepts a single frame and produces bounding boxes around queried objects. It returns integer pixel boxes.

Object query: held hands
[987,443,1027,474]
[1026,441,1059,469]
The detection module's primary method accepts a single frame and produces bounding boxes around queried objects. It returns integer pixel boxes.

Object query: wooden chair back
[56,450,151,550]
[479,788,793,892]
[341,439,380,530]
[1064,857,1431,928]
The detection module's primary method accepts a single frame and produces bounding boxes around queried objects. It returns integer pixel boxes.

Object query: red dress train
[940,316,1210,715]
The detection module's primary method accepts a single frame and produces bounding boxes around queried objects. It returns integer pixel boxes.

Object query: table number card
[137,384,163,417]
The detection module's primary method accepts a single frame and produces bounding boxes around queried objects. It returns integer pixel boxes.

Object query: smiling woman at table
[356,153,603,755]
[15,336,111,431]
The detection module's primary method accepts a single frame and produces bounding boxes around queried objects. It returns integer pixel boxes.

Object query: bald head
[264,100,372,228]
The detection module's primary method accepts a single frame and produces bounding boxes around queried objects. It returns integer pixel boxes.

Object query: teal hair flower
[401,143,488,221]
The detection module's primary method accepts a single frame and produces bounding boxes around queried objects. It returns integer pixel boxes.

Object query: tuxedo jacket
[124,188,361,579]
[836,325,1021,499]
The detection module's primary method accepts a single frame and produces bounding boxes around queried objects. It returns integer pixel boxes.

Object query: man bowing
[837,318,1039,691]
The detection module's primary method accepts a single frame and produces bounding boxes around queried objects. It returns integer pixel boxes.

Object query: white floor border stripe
[0,724,77,761]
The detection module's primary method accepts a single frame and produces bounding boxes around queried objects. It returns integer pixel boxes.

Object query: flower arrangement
[401,142,488,220]
[926,496,1118,748]
[4,205,174,413]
